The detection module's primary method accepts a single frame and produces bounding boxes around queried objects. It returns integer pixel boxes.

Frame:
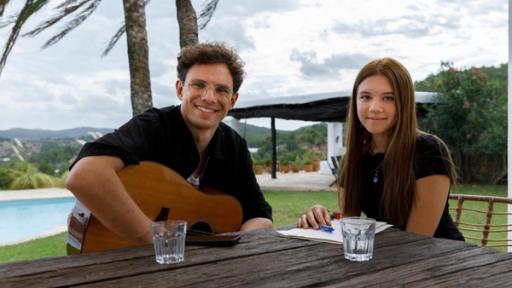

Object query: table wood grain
[1,228,511,287]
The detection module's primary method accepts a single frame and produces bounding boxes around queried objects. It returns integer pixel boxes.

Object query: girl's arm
[406,175,450,236]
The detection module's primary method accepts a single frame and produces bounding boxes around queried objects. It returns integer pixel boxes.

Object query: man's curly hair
[177,42,246,93]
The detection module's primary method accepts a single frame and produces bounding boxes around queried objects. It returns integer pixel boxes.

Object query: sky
[0,0,508,131]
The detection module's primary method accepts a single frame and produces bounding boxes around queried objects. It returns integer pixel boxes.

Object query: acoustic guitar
[67,161,243,254]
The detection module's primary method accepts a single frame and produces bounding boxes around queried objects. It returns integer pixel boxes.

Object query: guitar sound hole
[189,222,213,235]
[154,207,170,222]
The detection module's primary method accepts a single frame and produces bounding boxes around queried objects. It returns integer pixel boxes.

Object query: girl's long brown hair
[340,58,417,226]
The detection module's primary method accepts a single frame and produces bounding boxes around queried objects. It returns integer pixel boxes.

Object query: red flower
[463,100,470,109]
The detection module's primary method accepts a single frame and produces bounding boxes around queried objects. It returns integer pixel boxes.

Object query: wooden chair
[328,156,340,187]
[449,193,512,249]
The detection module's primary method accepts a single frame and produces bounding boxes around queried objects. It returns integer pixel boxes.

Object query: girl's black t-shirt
[361,134,465,241]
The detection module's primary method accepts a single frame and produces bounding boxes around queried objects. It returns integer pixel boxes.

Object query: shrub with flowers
[417,62,507,183]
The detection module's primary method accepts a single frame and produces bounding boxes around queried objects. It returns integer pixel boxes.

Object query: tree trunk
[453,150,469,183]
[176,0,198,47]
[123,0,152,116]
[490,154,507,184]
[464,153,475,183]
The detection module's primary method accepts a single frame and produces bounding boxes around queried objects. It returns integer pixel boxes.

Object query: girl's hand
[297,204,332,229]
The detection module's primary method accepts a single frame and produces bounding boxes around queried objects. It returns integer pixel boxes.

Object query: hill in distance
[0,122,323,146]
[0,127,114,140]
[0,123,274,141]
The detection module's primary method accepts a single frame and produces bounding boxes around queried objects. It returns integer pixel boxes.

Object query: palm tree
[9,162,57,189]
[123,0,152,115]
[176,0,198,47]
[0,0,219,115]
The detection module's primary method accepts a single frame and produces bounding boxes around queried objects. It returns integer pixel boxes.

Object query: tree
[253,124,327,165]
[176,0,218,47]
[26,139,82,175]
[0,0,219,115]
[176,0,198,47]
[0,161,57,189]
[123,0,152,115]
[417,63,507,183]
[9,161,57,189]
[0,164,15,189]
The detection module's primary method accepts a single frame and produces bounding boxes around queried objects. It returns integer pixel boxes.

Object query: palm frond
[28,0,49,12]
[0,0,49,75]
[102,23,124,56]
[198,0,218,30]
[10,172,57,189]
[0,0,11,17]
[0,14,16,28]
[56,0,82,9]
[22,0,94,38]
[41,0,101,49]
[103,0,151,56]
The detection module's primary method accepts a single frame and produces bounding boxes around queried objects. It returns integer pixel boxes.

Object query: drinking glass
[341,217,376,261]
[152,220,187,264]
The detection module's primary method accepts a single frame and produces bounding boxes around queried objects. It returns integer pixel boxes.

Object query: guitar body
[67,161,242,254]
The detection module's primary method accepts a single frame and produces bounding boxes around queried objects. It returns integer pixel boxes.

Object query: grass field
[450,184,509,249]
[0,184,508,263]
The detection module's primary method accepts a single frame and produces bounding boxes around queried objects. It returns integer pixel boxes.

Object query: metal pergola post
[271,117,277,179]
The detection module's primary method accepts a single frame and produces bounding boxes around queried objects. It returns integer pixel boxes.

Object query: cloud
[201,17,255,51]
[290,49,372,78]
[207,0,299,18]
[196,0,300,51]
[332,13,460,39]
[0,0,506,130]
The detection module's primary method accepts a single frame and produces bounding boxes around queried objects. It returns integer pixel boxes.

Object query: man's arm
[240,217,273,232]
[66,155,153,244]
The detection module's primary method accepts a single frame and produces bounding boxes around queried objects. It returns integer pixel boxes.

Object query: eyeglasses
[186,80,233,99]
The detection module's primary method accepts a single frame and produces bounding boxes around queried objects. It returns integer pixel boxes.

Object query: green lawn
[450,184,509,250]
[0,232,67,263]
[265,190,338,227]
[0,185,508,263]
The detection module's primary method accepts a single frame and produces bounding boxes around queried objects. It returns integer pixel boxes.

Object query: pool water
[0,197,76,246]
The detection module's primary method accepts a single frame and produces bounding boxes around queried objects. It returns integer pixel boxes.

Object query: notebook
[277,219,392,244]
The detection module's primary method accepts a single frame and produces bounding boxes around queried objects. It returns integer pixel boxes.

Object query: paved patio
[256,171,336,192]
[0,187,72,201]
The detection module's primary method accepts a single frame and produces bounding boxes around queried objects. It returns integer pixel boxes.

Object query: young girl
[298,58,464,241]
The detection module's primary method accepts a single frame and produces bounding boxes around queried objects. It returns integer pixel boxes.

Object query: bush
[8,162,58,189]
[0,165,15,189]
[417,63,506,183]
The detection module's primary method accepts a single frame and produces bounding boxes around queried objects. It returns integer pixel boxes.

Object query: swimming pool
[0,197,76,246]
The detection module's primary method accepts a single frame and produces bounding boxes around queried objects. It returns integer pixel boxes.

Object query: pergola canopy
[229,90,436,122]
[228,90,436,179]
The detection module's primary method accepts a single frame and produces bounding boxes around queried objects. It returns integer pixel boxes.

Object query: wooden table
[1,228,512,287]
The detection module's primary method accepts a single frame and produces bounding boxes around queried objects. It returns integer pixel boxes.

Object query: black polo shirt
[361,134,464,241]
[71,105,272,223]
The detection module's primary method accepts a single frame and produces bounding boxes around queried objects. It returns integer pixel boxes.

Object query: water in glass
[341,217,376,261]
[152,220,187,264]
[153,231,186,264]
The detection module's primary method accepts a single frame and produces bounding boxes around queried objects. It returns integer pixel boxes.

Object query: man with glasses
[66,42,273,246]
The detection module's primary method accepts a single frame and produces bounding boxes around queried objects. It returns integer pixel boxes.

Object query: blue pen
[319,225,334,233]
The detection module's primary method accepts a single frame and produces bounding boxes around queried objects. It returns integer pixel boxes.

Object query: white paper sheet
[277,219,393,244]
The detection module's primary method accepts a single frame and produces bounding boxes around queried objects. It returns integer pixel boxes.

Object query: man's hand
[66,156,153,245]
[240,217,273,232]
